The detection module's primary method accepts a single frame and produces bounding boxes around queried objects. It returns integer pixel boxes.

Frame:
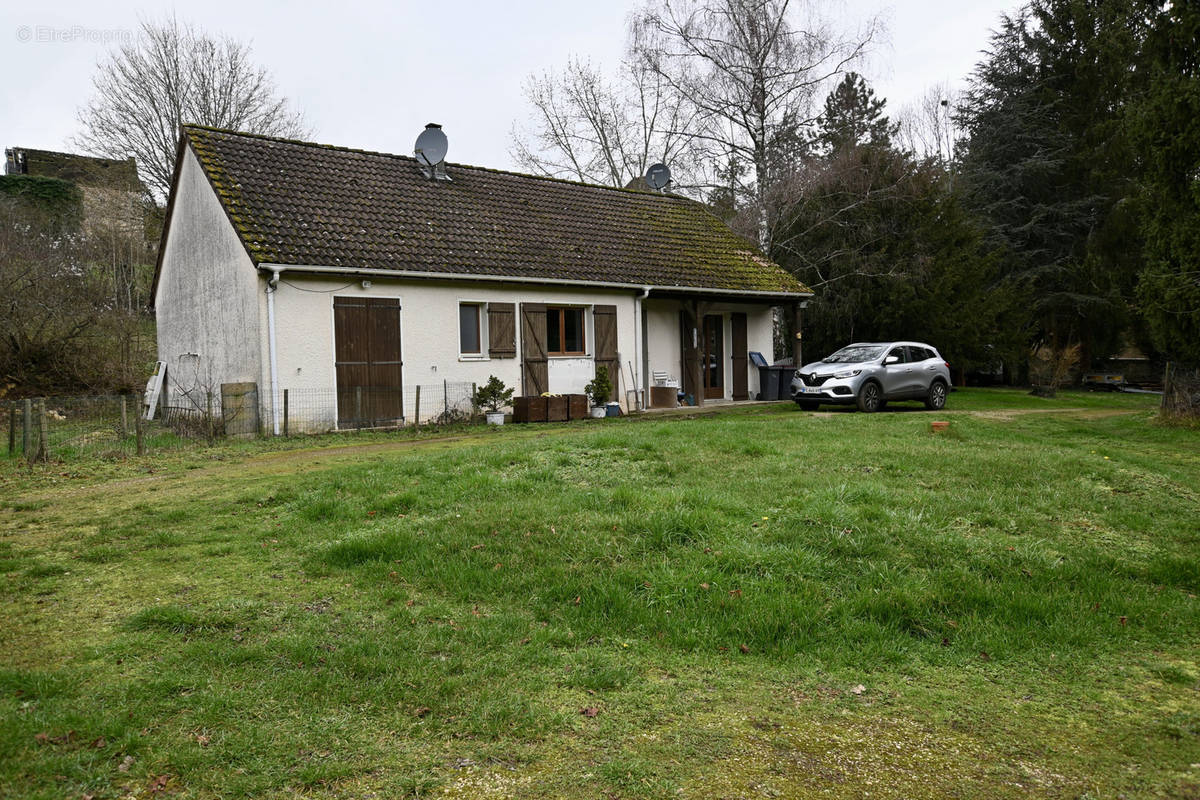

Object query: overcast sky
[3,0,1019,173]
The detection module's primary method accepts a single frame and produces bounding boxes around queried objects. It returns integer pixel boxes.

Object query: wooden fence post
[7,403,15,456]
[120,395,128,437]
[413,385,421,426]
[283,389,289,437]
[36,399,49,463]
[135,408,145,456]
[22,398,31,457]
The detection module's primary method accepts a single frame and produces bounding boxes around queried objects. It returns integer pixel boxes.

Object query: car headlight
[833,369,862,379]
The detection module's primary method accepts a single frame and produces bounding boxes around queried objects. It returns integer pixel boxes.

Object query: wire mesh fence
[268,382,478,435]
[2,381,481,463]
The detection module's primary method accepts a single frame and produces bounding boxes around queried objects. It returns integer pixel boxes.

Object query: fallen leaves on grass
[580,706,600,718]
[850,684,866,695]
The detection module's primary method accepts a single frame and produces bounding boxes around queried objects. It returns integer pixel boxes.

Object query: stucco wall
[155,148,263,406]
[264,275,641,423]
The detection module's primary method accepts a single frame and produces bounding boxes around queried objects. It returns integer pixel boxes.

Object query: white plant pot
[590,406,607,419]
[486,411,506,426]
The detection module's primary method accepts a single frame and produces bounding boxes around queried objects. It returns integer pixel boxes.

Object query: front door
[702,314,724,399]
[334,297,404,427]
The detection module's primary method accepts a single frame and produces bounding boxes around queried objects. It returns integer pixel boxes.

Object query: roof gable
[180,125,808,295]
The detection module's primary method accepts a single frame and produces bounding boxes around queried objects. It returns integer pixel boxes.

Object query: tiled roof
[181,125,808,295]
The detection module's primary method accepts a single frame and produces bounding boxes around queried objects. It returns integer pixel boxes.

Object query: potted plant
[473,375,514,425]
[584,366,613,418]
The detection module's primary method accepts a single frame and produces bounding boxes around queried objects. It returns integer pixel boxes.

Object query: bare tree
[897,82,960,165]
[74,17,309,201]
[631,0,881,241]
[511,57,698,188]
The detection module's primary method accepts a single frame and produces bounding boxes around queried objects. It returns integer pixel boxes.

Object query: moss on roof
[182,125,809,295]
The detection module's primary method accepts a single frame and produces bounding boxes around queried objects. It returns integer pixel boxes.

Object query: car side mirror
[884,356,900,366]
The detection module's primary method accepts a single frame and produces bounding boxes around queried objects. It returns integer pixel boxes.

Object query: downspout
[266,269,282,435]
[635,287,650,410]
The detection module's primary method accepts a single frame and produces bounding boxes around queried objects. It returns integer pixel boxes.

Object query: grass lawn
[1,388,1197,798]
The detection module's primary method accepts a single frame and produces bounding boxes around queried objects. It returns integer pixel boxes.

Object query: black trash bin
[758,367,780,401]
[750,352,775,400]
[772,366,795,400]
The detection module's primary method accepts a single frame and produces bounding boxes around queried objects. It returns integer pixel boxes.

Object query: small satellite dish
[414,123,448,167]
[645,162,671,191]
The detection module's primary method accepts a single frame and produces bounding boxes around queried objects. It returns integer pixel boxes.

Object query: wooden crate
[567,394,589,420]
[650,386,678,408]
[513,396,547,423]
[546,395,568,422]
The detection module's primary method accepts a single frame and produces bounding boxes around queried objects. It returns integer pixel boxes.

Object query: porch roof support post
[791,301,805,368]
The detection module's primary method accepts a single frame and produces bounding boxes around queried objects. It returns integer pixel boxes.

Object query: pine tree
[812,72,895,154]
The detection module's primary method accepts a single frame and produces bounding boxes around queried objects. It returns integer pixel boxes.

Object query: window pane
[546,309,561,353]
[564,309,584,353]
[459,304,480,353]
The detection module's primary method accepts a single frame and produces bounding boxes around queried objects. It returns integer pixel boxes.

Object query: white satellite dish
[646,162,671,191]
[414,124,448,167]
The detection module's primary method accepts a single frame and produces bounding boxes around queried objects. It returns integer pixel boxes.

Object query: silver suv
[790,342,951,412]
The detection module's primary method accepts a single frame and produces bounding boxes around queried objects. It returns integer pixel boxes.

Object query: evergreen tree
[957,1,1156,369]
[812,72,895,154]
[1130,0,1200,366]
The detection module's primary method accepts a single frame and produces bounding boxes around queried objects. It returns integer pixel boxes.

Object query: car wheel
[925,380,948,410]
[856,381,882,413]
[796,400,819,411]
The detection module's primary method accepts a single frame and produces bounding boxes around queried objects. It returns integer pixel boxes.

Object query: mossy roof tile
[182,125,808,295]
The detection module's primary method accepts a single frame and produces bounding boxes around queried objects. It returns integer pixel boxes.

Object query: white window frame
[458,300,489,361]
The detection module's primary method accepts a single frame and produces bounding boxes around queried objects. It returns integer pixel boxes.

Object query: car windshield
[824,346,884,363]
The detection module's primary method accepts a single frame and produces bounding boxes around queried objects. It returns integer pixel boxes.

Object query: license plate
[801,387,822,395]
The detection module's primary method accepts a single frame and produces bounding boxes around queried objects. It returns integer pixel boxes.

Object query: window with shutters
[546,307,586,356]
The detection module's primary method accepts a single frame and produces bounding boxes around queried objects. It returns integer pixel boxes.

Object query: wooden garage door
[334,297,403,426]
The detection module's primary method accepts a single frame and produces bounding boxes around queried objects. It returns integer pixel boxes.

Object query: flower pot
[590,406,607,419]
[486,411,506,426]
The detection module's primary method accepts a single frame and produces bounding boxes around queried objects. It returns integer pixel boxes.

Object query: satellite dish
[414,124,448,167]
[645,162,671,190]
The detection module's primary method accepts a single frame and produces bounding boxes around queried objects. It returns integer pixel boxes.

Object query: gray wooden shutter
[488,303,516,358]
[731,312,748,400]
[679,307,699,401]
[520,303,548,396]
[593,304,619,401]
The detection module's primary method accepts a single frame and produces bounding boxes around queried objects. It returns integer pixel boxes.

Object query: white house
[152,125,811,432]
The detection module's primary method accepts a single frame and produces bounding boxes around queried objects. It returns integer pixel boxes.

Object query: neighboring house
[152,124,810,432]
[4,146,144,233]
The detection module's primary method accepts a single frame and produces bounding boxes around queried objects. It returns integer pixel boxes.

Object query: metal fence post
[206,391,214,442]
[23,398,31,457]
[355,386,363,430]
[7,403,15,456]
[283,389,289,437]
[36,399,49,462]
[135,407,145,456]
[120,395,128,437]
[444,379,448,418]
[413,385,421,426]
